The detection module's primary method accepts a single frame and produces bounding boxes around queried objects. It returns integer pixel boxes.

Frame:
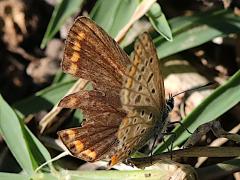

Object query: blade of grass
[13,80,75,116]
[154,70,240,154]
[147,2,172,41]
[197,157,240,179]
[0,173,29,180]
[41,0,85,48]
[90,0,138,38]
[0,95,51,175]
[114,0,157,43]
[156,9,240,58]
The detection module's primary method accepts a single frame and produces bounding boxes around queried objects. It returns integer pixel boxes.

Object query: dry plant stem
[115,0,156,43]
[8,46,38,62]
[39,79,89,133]
[129,147,240,168]
[183,120,240,148]
[197,157,240,180]
[195,123,240,168]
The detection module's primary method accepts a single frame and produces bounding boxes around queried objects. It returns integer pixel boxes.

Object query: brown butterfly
[57,16,174,167]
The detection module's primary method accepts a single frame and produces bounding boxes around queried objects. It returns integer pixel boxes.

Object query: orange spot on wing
[109,155,119,167]
[72,140,84,153]
[81,149,97,161]
[64,129,76,140]
[77,32,85,41]
[68,63,78,74]
[71,51,80,62]
[65,96,78,108]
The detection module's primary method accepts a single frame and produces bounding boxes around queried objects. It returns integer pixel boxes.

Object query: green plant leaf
[147,2,172,41]
[41,0,85,48]
[0,173,29,180]
[90,0,138,37]
[0,95,51,175]
[156,9,240,59]
[155,70,240,154]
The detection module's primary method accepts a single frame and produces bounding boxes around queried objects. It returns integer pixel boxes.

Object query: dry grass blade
[183,120,240,148]
[195,123,240,168]
[39,79,89,133]
[129,147,240,168]
[115,0,157,43]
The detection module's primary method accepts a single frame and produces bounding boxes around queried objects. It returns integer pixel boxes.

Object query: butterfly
[57,16,174,167]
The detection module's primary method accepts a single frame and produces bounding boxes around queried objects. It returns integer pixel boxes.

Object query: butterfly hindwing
[58,126,119,162]
[58,90,126,161]
[110,33,167,166]
[121,33,165,111]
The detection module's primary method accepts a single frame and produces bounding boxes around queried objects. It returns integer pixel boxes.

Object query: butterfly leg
[149,132,159,165]
[168,121,193,135]
[162,132,177,160]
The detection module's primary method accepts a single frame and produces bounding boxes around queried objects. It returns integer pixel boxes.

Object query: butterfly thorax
[153,96,175,140]
[164,96,174,120]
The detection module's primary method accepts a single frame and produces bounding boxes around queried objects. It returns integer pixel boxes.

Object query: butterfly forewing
[110,33,166,166]
[62,16,130,92]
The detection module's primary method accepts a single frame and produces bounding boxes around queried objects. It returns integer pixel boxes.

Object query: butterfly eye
[128,150,131,155]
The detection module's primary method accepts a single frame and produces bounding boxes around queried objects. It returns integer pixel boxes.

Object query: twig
[129,147,240,168]
[195,123,240,168]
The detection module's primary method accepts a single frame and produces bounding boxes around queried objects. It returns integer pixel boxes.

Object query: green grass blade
[0,95,51,175]
[0,173,29,180]
[155,70,240,154]
[41,0,85,48]
[147,3,172,41]
[13,80,75,116]
[156,9,240,58]
[90,0,138,37]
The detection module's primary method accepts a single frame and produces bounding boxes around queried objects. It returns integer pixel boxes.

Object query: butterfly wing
[58,16,130,162]
[110,33,167,166]
[62,16,130,92]
[58,90,126,161]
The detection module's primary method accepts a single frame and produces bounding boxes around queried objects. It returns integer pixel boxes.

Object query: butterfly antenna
[172,82,215,98]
